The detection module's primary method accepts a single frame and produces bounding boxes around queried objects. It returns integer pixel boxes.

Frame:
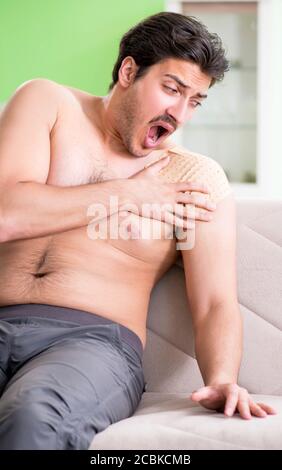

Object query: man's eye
[191,101,202,108]
[164,85,178,94]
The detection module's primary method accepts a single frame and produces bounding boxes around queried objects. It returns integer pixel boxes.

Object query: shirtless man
[0,12,276,449]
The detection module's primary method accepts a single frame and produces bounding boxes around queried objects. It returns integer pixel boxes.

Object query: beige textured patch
[157,145,232,204]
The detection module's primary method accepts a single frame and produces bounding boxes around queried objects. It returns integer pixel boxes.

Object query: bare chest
[44,107,176,261]
[47,107,117,187]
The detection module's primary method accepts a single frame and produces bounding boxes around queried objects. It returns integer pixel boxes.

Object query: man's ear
[118,56,139,88]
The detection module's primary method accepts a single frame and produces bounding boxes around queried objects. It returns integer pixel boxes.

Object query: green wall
[0,0,164,102]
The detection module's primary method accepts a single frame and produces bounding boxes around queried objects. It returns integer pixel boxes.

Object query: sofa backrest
[144,199,282,395]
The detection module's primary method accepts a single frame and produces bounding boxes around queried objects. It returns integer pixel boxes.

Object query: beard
[117,88,149,158]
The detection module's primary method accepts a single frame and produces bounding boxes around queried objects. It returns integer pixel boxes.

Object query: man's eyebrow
[163,73,208,99]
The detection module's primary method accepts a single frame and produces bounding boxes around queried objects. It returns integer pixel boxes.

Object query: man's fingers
[256,403,277,415]
[168,204,213,224]
[237,397,252,420]
[145,155,171,173]
[175,181,210,194]
[130,154,170,179]
[160,210,195,230]
[249,402,268,418]
[191,387,215,401]
[190,384,278,419]
[176,191,215,210]
[194,207,213,222]
[167,203,193,220]
[224,391,239,417]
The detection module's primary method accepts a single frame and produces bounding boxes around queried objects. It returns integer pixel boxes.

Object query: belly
[0,213,177,347]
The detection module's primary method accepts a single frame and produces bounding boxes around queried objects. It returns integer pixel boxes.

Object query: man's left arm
[180,191,276,419]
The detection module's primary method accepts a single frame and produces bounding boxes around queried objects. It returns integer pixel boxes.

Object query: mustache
[149,116,177,131]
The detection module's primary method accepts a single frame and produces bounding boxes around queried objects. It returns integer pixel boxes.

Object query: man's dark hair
[108,11,229,92]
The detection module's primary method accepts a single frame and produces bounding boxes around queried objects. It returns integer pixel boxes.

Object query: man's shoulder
[14,78,83,107]
[1,78,67,133]
[15,77,65,97]
[9,78,65,115]
[158,144,232,204]
[10,78,93,128]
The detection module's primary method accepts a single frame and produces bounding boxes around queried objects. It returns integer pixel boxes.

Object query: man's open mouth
[144,122,174,148]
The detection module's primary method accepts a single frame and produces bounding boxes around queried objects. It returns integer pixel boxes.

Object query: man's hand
[190,384,277,420]
[124,155,216,230]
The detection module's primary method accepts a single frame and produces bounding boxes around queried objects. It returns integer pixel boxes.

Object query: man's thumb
[144,155,171,174]
[191,388,212,401]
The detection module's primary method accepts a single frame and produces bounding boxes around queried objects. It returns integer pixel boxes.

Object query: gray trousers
[0,304,145,450]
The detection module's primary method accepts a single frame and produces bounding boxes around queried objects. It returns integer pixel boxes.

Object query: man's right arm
[0,78,126,243]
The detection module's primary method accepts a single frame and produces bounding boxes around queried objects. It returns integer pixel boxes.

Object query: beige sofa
[90,199,282,450]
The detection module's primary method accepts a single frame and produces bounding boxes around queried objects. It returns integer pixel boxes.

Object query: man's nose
[166,100,188,127]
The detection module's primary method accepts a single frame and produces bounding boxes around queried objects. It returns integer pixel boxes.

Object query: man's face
[117,58,211,157]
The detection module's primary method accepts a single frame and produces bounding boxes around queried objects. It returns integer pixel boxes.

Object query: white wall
[166,0,282,200]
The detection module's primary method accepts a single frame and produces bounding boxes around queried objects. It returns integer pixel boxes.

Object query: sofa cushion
[90,392,282,450]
